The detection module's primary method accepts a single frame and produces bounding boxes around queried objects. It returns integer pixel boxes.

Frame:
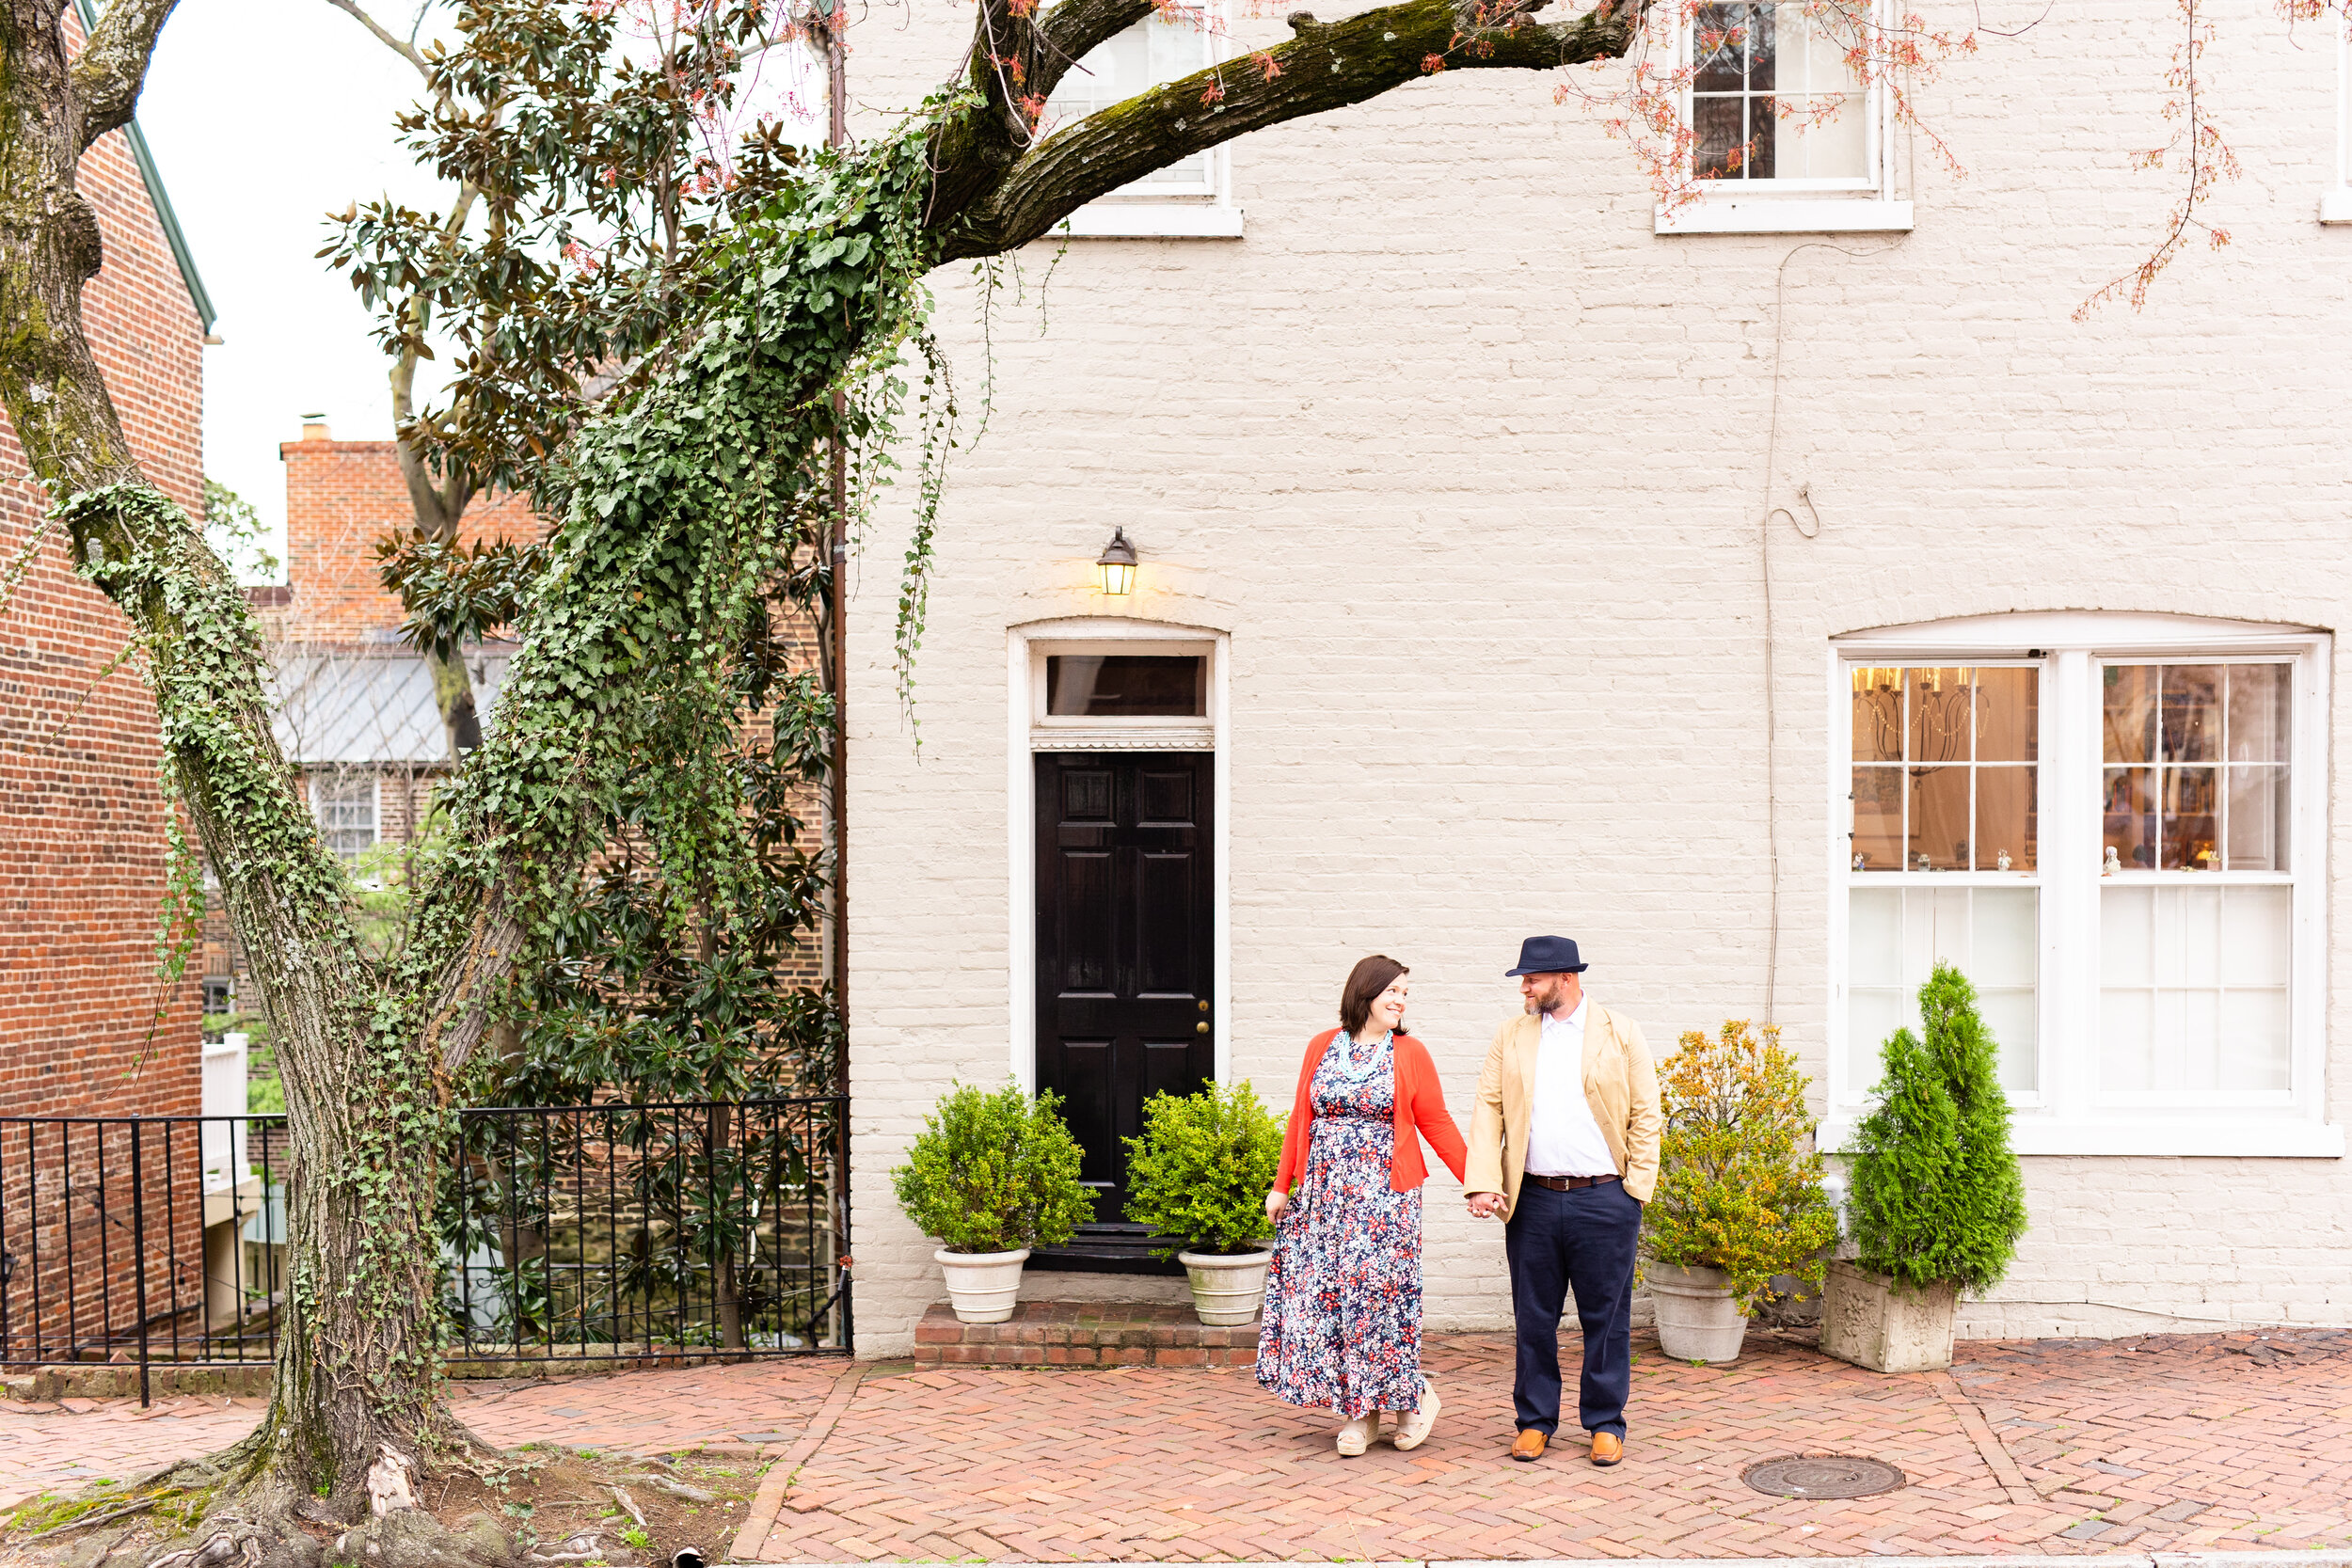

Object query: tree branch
[931,0,1633,257]
[319,0,430,77]
[72,0,182,148]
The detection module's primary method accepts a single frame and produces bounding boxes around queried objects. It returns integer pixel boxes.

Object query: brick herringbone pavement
[1949,1329,2352,1555]
[747,1327,2352,1561]
[8,1327,2352,1561]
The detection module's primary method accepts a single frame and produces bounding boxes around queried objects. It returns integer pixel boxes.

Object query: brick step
[914,1300,1258,1368]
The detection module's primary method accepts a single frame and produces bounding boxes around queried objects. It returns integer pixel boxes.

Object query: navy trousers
[1504,1177,1643,1439]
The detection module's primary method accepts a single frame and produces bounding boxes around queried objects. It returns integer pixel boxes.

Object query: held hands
[1466,1192,1507,1221]
[1264,1187,1290,1225]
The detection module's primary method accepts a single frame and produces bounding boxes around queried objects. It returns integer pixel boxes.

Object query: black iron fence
[0,1097,849,1398]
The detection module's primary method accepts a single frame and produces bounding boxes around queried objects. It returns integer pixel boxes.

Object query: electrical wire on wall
[1757,232,1908,1026]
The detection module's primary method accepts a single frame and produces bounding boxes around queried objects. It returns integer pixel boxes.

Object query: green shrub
[891,1081,1093,1254]
[1850,962,2029,1293]
[1121,1081,1285,1258]
[1643,1020,1838,1310]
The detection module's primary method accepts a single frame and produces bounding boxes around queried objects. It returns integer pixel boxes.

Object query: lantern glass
[1098,558,1136,595]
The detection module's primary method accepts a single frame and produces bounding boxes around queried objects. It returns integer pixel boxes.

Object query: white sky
[137,0,454,578]
[134,1,823,581]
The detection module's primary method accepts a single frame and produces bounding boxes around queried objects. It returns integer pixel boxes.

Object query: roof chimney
[299,411,329,443]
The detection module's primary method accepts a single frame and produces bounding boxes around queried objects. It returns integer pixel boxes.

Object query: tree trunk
[0,0,470,1521]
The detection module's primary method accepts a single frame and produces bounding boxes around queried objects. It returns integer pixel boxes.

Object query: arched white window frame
[1824,611,2339,1158]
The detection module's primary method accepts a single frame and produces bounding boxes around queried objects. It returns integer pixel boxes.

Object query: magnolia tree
[0,0,2327,1560]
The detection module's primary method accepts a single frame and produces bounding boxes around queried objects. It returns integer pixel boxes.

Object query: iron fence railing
[0,1097,849,1401]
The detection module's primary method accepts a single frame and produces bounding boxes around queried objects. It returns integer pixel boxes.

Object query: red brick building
[0,60,213,1123]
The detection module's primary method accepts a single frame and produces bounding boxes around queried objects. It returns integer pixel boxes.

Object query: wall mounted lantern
[1095,528,1137,596]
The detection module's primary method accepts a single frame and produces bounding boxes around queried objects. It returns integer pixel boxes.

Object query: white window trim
[1821,611,2340,1159]
[2326,12,2352,224]
[1007,617,1231,1092]
[1656,0,1910,235]
[1042,4,1246,242]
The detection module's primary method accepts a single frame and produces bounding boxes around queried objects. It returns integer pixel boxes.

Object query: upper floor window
[311,771,379,863]
[1830,615,2334,1158]
[1692,3,1872,186]
[1659,0,1910,233]
[1042,7,1243,239]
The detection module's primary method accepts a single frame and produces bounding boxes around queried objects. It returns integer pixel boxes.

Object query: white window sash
[1823,620,2334,1157]
[1677,0,1890,198]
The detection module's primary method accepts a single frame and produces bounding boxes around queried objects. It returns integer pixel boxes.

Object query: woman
[1257,955,1468,1455]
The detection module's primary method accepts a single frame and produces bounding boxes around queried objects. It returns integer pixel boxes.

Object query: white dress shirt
[1523,996,1619,1178]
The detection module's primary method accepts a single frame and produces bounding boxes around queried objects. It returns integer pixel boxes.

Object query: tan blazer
[1465,1004,1663,1214]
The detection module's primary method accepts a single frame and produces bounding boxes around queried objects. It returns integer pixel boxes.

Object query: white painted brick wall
[836,1,2352,1355]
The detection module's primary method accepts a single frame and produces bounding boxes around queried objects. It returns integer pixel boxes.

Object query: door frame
[1008,616,1231,1092]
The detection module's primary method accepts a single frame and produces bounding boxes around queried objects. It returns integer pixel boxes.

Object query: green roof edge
[72,0,215,335]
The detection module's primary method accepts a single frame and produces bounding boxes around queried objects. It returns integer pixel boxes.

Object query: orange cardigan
[1273,1029,1469,1196]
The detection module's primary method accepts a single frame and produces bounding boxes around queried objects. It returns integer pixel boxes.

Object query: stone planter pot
[935,1246,1030,1324]
[1820,1259,1959,1373]
[1177,1248,1272,1326]
[1646,1260,1750,1364]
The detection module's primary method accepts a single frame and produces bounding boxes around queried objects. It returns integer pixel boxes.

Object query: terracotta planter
[1646,1260,1750,1364]
[935,1246,1030,1323]
[1820,1259,1959,1373]
[1177,1248,1272,1326]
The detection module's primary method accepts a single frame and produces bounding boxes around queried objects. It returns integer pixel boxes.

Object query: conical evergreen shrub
[1850,961,2028,1293]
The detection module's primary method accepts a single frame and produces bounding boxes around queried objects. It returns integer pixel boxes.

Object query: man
[1464,935,1661,1466]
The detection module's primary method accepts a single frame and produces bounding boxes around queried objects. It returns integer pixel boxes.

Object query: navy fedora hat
[1505,935,1588,976]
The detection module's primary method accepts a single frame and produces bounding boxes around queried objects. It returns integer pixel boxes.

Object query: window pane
[2159,664,2222,761]
[1851,766,1902,870]
[2223,764,2290,872]
[2104,766,2157,871]
[2101,884,2291,1094]
[1908,765,1969,870]
[2103,663,2156,763]
[1744,95,1778,179]
[1975,766,2035,872]
[2226,663,2290,762]
[1851,666,1902,761]
[1692,4,1749,88]
[1848,885,2036,1093]
[1692,95,1750,179]
[1905,667,1971,766]
[2159,766,2218,871]
[1974,667,2038,761]
[1747,3,1776,88]
[1847,887,1903,1089]
[1045,655,1205,717]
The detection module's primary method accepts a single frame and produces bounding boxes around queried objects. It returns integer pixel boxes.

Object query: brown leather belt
[1526,1173,1620,1191]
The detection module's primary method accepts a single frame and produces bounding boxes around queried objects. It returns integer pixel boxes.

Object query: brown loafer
[1510,1428,1548,1462]
[1590,1431,1625,1466]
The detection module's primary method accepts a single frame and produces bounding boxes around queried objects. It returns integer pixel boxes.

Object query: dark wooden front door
[1033,751,1215,1271]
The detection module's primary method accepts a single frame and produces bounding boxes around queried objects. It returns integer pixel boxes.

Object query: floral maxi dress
[1255,1032,1426,1418]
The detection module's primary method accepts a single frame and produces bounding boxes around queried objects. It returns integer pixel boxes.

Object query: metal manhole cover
[1742,1454,1908,1499]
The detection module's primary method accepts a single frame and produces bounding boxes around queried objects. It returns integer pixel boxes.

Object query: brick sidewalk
[744,1327,2352,1561]
[7,1327,2352,1561]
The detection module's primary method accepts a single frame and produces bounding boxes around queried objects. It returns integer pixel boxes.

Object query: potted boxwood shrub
[892,1081,1093,1323]
[1643,1019,1838,1365]
[1826,962,2029,1373]
[1122,1081,1285,1325]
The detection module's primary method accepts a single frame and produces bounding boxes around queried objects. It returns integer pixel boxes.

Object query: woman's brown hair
[1338,954,1410,1037]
